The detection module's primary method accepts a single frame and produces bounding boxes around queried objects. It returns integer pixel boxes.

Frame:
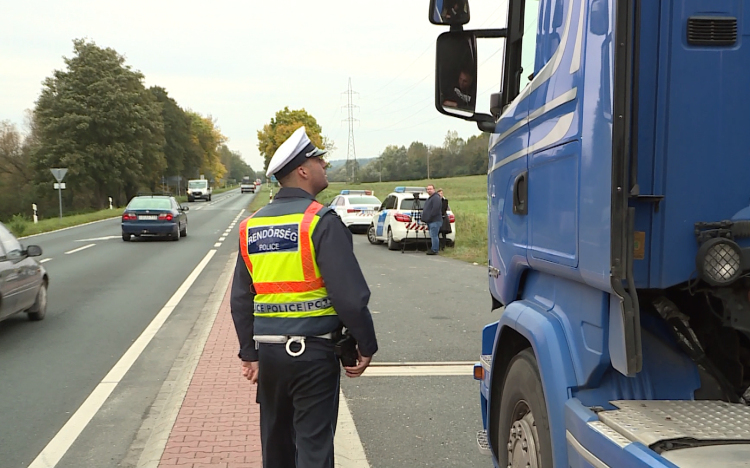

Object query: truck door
[527,0,581,269]
[488,0,541,305]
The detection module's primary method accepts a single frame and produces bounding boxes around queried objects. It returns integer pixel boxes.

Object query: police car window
[336,198,346,206]
[399,198,427,211]
[347,196,380,204]
[0,223,22,257]
[385,196,397,210]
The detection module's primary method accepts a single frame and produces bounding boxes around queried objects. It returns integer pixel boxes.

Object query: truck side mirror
[490,92,504,118]
[428,0,470,26]
[435,31,478,117]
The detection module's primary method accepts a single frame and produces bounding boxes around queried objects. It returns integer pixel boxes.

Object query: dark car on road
[0,222,48,322]
[121,195,189,241]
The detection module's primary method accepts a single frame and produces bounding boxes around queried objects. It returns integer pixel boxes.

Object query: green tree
[219,144,254,182]
[32,39,165,207]
[257,107,327,173]
[150,86,203,181]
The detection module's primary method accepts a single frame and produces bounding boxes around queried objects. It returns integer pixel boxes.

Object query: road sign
[50,168,68,182]
[53,183,66,189]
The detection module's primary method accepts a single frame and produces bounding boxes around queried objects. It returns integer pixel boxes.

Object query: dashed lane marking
[39,258,52,264]
[64,244,95,255]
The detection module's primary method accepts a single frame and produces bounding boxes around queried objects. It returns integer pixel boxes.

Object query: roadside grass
[318,175,488,265]
[12,184,240,239]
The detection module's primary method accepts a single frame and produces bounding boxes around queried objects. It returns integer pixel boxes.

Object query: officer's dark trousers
[257,339,340,468]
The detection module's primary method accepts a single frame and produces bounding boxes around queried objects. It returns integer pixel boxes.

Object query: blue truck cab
[430,0,750,466]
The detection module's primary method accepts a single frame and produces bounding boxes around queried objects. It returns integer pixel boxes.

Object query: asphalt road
[0,189,496,467]
[0,189,255,468]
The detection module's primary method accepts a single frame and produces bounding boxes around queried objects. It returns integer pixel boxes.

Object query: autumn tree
[257,107,328,173]
[32,39,165,208]
[187,112,227,182]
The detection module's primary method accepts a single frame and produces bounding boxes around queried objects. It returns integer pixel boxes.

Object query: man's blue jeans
[428,221,442,253]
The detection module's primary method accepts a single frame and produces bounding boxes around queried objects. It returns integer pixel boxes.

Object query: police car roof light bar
[394,186,427,193]
[340,190,373,195]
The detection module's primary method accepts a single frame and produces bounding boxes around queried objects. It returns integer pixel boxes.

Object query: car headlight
[696,237,743,286]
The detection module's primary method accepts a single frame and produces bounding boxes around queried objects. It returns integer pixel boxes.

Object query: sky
[1,1,507,172]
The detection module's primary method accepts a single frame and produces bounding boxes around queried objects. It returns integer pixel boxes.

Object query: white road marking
[19,216,120,240]
[214,243,222,248]
[64,244,95,255]
[362,365,473,377]
[335,391,369,468]
[219,237,226,242]
[75,236,121,242]
[39,258,52,264]
[28,249,217,468]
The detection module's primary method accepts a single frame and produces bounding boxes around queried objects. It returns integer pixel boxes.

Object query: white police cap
[266,126,327,178]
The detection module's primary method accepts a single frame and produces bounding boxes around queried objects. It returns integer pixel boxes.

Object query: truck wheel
[497,349,553,468]
[208,194,212,201]
[387,228,400,251]
[188,196,194,202]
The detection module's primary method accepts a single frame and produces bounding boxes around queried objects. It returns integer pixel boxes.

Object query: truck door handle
[513,171,528,215]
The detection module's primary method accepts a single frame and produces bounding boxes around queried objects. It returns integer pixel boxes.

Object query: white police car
[367,187,455,250]
[328,190,382,232]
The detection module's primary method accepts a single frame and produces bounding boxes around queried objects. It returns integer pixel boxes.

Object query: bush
[8,214,29,237]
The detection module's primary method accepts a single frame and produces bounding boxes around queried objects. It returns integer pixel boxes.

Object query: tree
[32,39,165,207]
[187,112,227,182]
[219,145,254,183]
[150,86,203,182]
[257,107,327,173]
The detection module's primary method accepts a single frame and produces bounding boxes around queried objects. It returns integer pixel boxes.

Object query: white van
[187,179,212,202]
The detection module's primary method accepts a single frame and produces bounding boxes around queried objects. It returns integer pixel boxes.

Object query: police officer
[230,126,378,468]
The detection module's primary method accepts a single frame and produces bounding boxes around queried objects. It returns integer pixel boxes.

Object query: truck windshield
[188,181,207,189]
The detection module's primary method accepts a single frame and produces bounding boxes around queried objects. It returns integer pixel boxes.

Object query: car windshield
[127,198,172,210]
[399,198,428,210]
[347,196,380,205]
[188,181,207,188]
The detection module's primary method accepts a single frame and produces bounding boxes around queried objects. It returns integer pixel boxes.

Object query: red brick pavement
[159,283,262,468]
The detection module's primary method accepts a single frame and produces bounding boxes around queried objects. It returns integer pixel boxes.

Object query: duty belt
[254,332,335,357]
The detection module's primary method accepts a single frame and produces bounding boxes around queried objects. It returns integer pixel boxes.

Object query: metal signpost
[50,168,68,219]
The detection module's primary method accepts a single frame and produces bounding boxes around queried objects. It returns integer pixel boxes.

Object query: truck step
[600,400,750,446]
[476,430,491,456]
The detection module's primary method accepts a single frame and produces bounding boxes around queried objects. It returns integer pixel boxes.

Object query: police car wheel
[367,225,382,245]
[387,228,400,250]
[496,349,552,468]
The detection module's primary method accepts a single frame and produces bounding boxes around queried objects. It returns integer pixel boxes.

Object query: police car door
[376,196,395,237]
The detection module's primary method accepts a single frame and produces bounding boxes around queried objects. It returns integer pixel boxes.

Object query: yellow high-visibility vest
[239,199,339,335]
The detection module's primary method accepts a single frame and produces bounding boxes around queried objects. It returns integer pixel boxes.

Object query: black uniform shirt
[231,187,379,362]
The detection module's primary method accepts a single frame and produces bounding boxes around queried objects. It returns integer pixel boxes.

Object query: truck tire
[208,194,212,201]
[496,349,553,468]
[188,196,194,202]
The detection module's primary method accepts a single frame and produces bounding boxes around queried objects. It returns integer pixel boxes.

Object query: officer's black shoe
[426,250,437,255]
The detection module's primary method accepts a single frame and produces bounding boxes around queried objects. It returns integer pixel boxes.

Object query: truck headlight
[696,238,742,286]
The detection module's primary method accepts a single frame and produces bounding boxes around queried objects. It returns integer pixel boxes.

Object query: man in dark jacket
[421,184,443,255]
